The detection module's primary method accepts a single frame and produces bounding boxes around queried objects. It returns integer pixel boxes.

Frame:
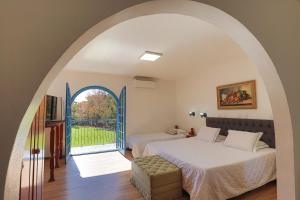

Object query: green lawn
[71,126,116,147]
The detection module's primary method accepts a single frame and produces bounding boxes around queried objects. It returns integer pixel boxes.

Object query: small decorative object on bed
[186,128,195,138]
[217,80,257,109]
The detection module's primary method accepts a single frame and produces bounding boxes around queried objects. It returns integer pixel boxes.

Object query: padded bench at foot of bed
[131,155,182,200]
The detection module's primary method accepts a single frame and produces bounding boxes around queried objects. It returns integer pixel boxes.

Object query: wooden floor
[44,151,277,200]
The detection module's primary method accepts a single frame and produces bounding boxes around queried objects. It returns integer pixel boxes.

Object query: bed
[143,117,276,200]
[127,131,186,157]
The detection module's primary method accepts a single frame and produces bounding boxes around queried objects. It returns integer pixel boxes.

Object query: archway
[5,1,295,200]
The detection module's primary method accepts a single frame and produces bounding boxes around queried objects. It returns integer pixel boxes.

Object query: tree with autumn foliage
[72,90,117,120]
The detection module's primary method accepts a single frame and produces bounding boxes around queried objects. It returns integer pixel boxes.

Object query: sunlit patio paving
[71,143,116,155]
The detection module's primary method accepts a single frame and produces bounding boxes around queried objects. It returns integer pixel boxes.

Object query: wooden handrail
[45,120,65,182]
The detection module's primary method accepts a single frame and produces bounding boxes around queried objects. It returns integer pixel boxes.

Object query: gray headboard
[206,117,275,148]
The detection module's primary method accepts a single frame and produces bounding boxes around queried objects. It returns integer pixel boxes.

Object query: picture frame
[217,80,257,109]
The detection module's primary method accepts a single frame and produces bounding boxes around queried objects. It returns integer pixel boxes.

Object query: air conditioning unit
[133,76,157,89]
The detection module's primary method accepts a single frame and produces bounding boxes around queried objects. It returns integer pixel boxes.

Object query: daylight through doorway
[71,88,117,155]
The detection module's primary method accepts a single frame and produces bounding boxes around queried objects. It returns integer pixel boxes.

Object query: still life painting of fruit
[217,80,257,109]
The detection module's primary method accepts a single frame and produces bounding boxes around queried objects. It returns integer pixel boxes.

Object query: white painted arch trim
[6,0,295,199]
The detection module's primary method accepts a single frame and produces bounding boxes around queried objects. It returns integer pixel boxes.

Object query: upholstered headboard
[206,117,275,148]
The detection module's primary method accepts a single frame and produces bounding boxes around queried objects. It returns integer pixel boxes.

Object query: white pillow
[215,134,226,142]
[166,128,177,135]
[196,127,220,142]
[176,129,187,134]
[255,140,269,151]
[224,130,263,152]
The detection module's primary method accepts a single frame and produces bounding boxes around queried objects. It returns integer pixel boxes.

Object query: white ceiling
[66,14,249,80]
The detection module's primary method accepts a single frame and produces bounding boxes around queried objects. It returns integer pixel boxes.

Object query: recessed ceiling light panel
[140,51,162,62]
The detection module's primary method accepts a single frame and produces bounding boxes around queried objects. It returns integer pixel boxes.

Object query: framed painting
[217,80,257,109]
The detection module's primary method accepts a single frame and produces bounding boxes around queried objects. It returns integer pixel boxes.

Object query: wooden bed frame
[206,117,275,148]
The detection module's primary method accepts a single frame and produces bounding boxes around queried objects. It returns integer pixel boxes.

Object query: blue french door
[65,83,72,163]
[65,84,126,158]
[117,86,126,155]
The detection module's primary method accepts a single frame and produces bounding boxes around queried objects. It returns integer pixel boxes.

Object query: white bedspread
[143,138,276,200]
[127,132,185,157]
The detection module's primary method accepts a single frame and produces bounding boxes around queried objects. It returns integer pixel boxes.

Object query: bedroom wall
[47,69,177,135]
[175,53,273,131]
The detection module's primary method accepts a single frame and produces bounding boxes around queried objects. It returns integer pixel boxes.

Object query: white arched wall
[5,1,295,200]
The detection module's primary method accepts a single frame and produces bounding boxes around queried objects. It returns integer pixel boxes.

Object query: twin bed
[127,131,186,157]
[132,117,276,200]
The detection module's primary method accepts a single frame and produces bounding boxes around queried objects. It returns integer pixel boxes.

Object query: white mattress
[143,137,276,200]
[126,132,185,157]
